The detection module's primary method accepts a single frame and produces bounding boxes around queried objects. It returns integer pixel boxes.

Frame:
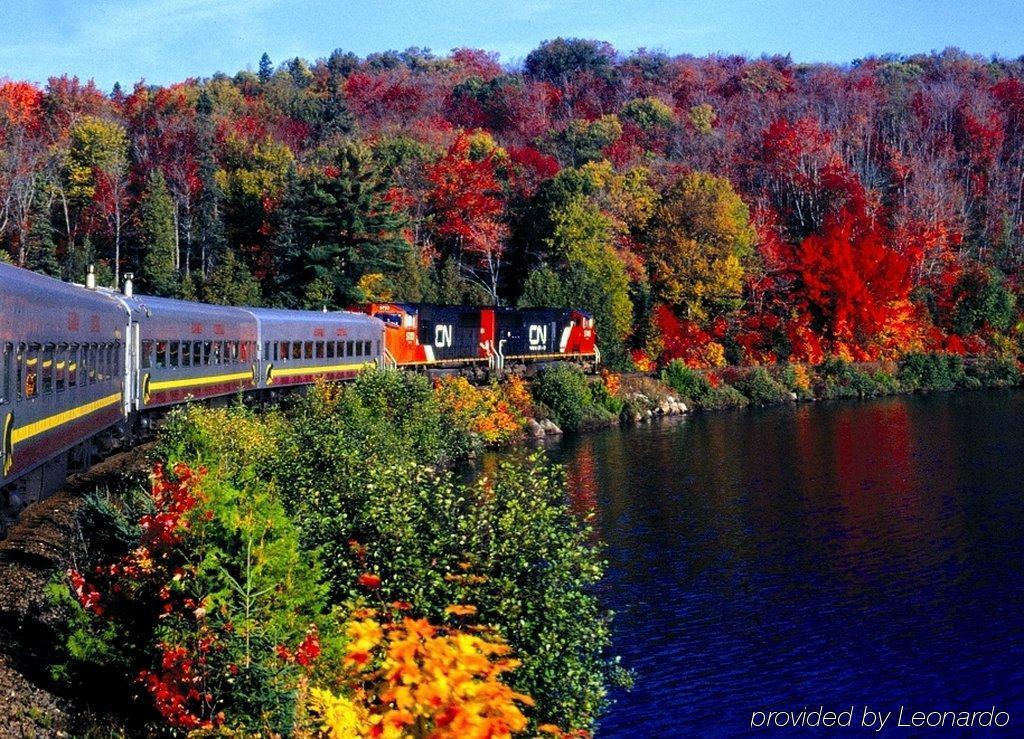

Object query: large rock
[526,418,545,438]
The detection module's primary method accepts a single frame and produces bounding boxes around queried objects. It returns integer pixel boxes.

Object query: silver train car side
[1,266,128,505]
[0,263,385,511]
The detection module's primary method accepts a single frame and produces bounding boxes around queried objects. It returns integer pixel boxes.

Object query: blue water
[547,390,1024,736]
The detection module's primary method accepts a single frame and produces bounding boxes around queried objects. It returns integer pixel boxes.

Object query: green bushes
[966,355,1022,387]
[659,360,749,410]
[898,352,966,392]
[532,364,591,430]
[49,456,335,734]
[701,384,750,410]
[734,368,792,406]
[141,372,625,732]
[276,376,625,730]
[660,360,711,403]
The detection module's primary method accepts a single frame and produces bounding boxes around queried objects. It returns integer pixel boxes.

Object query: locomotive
[0,263,598,513]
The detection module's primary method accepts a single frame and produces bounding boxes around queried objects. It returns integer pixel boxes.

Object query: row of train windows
[264,339,375,362]
[141,340,255,370]
[0,342,120,404]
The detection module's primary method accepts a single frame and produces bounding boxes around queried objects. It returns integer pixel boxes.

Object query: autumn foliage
[3,41,1024,368]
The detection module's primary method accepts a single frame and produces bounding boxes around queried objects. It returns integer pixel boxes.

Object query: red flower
[295,625,321,667]
[358,572,381,590]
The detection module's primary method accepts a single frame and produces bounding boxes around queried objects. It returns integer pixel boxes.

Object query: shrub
[701,383,750,410]
[532,364,594,431]
[966,356,1022,387]
[308,609,534,737]
[272,379,623,731]
[590,377,624,417]
[898,353,966,392]
[780,363,814,400]
[51,462,335,734]
[735,368,792,406]
[433,376,526,446]
[660,360,712,403]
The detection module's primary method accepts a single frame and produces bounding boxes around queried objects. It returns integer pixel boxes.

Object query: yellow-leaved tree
[644,171,757,321]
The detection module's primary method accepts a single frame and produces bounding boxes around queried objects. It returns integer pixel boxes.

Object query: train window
[23,344,36,399]
[288,342,298,361]
[326,341,335,359]
[315,342,325,359]
[363,341,371,356]
[0,343,9,404]
[181,341,192,367]
[303,342,313,359]
[346,340,354,357]
[191,342,201,367]
[141,340,152,369]
[41,344,54,395]
[155,341,167,369]
[55,345,67,392]
[201,342,211,366]
[168,341,179,368]
[67,345,78,388]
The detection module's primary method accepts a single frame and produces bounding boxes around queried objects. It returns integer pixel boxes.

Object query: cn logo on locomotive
[528,324,548,349]
[434,324,453,348]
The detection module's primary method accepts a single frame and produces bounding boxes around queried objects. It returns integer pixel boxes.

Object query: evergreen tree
[194,90,227,276]
[139,171,179,296]
[23,190,60,277]
[316,77,356,143]
[280,143,409,308]
[201,250,262,306]
[258,53,274,83]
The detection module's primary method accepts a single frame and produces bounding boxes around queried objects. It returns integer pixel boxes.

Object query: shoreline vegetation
[0,360,1018,734]
[520,351,1023,437]
[30,370,631,737]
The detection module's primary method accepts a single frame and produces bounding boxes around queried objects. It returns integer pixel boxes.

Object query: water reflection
[546,391,1024,736]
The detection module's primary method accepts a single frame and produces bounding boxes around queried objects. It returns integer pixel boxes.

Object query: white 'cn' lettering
[435,324,453,348]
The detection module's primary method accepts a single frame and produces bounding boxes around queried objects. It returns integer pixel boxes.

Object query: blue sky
[2,0,1024,89]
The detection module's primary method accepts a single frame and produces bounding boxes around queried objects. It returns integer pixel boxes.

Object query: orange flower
[358,573,381,589]
[444,604,477,617]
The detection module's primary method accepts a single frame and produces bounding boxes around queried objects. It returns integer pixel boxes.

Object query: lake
[545,390,1024,736]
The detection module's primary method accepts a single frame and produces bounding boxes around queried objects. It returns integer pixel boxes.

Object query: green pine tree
[139,171,179,296]
[258,53,274,83]
[23,190,60,277]
[202,250,262,306]
[194,90,227,275]
[280,143,409,308]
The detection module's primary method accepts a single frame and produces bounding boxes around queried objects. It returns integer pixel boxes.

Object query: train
[0,263,598,513]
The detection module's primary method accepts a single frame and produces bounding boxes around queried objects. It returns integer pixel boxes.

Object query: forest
[2,39,1023,369]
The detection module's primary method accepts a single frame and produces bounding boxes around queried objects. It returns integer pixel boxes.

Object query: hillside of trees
[2,40,1023,368]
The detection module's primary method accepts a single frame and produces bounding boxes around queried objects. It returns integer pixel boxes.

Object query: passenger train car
[0,262,598,515]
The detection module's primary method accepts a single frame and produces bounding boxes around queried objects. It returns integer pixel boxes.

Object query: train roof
[353,302,592,318]
[1,263,124,314]
[0,263,126,343]
[243,307,383,341]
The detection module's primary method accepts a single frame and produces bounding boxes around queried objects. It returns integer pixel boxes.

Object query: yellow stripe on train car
[10,392,122,447]
[148,370,255,394]
[2,412,13,475]
[269,361,376,379]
